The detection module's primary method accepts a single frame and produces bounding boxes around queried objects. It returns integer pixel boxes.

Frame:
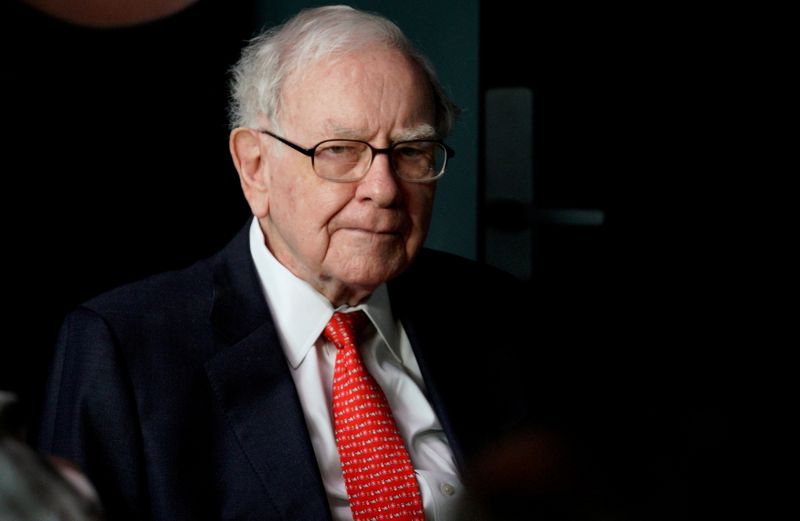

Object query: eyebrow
[324,122,438,142]
[393,124,437,141]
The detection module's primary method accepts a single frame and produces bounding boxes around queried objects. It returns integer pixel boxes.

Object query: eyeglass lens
[313,141,445,181]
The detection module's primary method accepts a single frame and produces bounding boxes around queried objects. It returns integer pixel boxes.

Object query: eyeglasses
[259,130,454,183]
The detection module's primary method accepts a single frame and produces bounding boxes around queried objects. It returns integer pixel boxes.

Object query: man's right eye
[324,145,353,155]
[317,143,361,159]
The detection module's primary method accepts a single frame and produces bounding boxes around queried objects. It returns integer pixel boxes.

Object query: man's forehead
[278,48,436,141]
[289,47,412,84]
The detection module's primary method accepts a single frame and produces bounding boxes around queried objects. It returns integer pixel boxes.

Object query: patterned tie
[324,311,425,521]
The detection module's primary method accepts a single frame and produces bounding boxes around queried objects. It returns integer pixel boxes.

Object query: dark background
[480,5,737,519]
[484,3,775,518]
[1,0,256,412]
[1,1,766,518]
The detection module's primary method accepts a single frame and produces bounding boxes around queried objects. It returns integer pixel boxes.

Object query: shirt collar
[248,218,403,369]
[347,285,403,366]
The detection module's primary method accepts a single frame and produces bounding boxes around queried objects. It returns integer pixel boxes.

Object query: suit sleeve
[37,307,151,521]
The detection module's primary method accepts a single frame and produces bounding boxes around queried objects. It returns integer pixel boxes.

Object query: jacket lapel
[203,223,331,520]
[394,310,468,469]
[388,266,471,470]
[388,251,531,474]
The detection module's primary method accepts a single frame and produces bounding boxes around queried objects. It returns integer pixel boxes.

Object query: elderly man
[38,5,531,521]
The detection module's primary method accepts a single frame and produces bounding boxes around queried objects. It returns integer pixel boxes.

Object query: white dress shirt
[248,219,464,520]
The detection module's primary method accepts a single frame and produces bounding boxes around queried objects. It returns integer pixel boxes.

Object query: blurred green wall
[256,1,479,260]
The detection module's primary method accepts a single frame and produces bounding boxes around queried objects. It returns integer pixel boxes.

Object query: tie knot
[324,311,368,350]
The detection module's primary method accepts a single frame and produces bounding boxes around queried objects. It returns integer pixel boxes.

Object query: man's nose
[355,152,401,206]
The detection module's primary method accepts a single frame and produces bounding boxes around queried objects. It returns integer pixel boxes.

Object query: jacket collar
[204,220,332,520]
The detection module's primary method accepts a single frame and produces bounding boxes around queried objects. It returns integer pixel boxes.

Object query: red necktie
[324,311,425,521]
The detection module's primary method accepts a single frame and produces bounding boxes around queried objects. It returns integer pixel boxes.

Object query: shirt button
[440,482,456,496]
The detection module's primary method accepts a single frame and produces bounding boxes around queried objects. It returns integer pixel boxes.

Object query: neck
[315,277,374,308]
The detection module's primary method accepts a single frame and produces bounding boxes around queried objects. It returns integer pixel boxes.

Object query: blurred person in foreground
[37,5,548,520]
[1,391,102,520]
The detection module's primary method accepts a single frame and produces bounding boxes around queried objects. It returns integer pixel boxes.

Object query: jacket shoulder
[398,248,525,302]
[82,256,214,325]
[82,222,252,327]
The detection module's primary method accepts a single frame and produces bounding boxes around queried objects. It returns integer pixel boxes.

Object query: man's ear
[230,127,270,217]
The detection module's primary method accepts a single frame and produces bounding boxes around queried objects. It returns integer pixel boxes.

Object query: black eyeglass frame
[258,129,455,183]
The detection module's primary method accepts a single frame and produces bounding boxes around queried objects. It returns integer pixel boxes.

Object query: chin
[338,254,409,288]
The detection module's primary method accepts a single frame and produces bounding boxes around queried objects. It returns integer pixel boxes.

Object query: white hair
[229,5,460,136]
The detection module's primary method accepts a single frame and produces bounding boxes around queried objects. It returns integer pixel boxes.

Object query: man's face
[258,48,438,303]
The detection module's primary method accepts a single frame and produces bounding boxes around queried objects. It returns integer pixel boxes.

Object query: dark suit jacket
[37,222,532,521]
